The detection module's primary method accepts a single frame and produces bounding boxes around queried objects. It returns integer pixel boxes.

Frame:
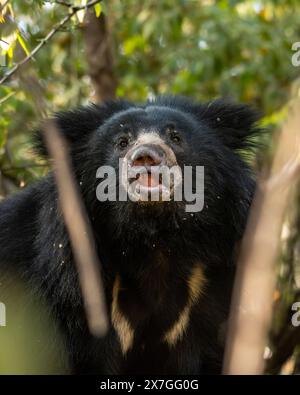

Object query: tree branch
[0,0,102,85]
[223,100,300,375]
[0,0,9,13]
[43,120,109,337]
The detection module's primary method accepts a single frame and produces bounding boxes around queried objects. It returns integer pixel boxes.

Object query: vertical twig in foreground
[223,100,300,374]
[43,120,108,337]
[9,0,108,339]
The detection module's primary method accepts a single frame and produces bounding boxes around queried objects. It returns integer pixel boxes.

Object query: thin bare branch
[43,120,108,337]
[0,0,9,13]
[0,91,15,104]
[223,100,300,374]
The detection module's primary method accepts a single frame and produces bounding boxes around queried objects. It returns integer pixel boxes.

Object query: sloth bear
[0,95,260,374]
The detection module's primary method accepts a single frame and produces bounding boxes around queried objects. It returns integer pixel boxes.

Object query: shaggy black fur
[0,96,261,374]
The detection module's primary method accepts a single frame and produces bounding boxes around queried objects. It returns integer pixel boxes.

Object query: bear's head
[36,96,261,255]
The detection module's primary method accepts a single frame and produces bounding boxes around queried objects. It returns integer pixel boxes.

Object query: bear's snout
[130,144,166,169]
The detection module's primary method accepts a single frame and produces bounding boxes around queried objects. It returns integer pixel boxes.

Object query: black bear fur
[0,95,261,374]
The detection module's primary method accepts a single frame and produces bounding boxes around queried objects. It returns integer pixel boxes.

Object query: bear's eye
[118,137,129,149]
[170,132,181,143]
[165,124,181,144]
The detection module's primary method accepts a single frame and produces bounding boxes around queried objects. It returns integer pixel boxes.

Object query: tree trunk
[82,9,117,103]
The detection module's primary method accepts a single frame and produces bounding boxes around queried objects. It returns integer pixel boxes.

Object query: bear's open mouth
[127,165,172,199]
[128,166,164,189]
[136,171,162,188]
[120,142,181,203]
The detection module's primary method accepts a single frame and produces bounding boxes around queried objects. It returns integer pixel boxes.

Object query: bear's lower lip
[137,183,166,193]
[124,164,179,202]
[128,166,164,188]
[126,171,173,202]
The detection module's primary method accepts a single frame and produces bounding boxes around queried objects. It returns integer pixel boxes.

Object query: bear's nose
[130,144,165,167]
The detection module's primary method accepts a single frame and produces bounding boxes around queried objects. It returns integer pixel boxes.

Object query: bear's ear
[197,99,262,150]
[33,100,133,157]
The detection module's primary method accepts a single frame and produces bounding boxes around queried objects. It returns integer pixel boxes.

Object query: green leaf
[7,44,14,59]
[94,3,102,18]
[17,32,30,56]
[123,35,146,55]
[0,120,8,149]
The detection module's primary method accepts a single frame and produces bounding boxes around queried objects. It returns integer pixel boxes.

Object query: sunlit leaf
[7,44,14,59]
[17,32,30,56]
[94,3,102,18]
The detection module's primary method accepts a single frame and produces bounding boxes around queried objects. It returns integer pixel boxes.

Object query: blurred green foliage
[114,0,299,110]
[0,273,69,374]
